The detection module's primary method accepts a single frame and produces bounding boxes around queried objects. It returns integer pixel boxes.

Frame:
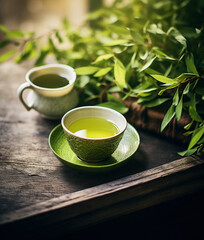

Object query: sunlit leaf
[0,24,8,32]
[75,66,100,75]
[94,67,112,77]
[140,56,156,72]
[176,73,197,82]
[0,49,16,63]
[151,74,178,84]
[108,25,129,35]
[5,30,24,39]
[92,54,114,64]
[105,39,129,46]
[114,58,126,89]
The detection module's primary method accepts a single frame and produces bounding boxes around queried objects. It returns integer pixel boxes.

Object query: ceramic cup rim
[61,106,127,141]
[25,63,76,92]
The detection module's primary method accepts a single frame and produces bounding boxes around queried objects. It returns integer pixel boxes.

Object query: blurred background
[0,0,114,32]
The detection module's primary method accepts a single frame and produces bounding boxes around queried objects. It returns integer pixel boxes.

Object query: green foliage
[0,0,204,156]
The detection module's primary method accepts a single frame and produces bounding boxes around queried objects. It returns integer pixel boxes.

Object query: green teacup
[61,106,127,162]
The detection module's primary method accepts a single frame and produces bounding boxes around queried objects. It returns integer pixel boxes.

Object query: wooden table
[0,62,204,239]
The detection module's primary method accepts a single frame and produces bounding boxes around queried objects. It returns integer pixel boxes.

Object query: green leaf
[139,98,169,108]
[0,24,8,32]
[15,41,36,63]
[184,120,193,130]
[0,40,11,48]
[140,56,156,72]
[98,95,128,114]
[62,18,69,29]
[108,25,129,35]
[180,27,199,39]
[97,101,128,114]
[76,76,90,88]
[185,53,199,76]
[114,58,126,89]
[161,104,175,132]
[176,95,183,121]
[55,31,63,43]
[188,94,203,122]
[178,147,198,157]
[130,29,144,44]
[183,83,190,95]
[189,106,202,122]
[105,39,129,46]
[92,54,114,64]
[0,49,16,63]
[168,27,187,47]
[173,88,179,106]
[75,66,100,75]
[5,30,24,39]
[35,48,49,66]
[108,85,121,93]
[188,126,204,150]
[164,64,173,77]
[94,67,112,77]
[176,73,197,82]
[153,48,176,61]
[151,74,178,84]
[158,83,180,95]
[49,37,58,53]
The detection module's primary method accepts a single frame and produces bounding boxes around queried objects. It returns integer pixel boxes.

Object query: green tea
[68,117,119,138]
[32,73,69,88]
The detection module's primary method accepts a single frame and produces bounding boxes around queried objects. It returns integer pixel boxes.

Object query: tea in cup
[17,64,78,119]
[61,106,127,162]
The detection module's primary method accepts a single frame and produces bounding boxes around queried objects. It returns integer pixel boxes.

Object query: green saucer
[48,123,140,172]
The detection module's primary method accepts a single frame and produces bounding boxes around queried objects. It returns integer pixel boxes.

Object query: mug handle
[17,82,33,111]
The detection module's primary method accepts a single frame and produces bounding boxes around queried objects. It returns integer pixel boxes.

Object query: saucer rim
[48,123,140,172]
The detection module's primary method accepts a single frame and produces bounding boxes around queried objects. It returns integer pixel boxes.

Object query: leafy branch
[0,0,204,156]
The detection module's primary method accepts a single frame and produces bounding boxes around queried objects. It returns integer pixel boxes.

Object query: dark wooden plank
[0,155,203,237]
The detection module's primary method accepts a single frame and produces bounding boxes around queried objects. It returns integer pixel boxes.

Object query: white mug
[17,64,79,119]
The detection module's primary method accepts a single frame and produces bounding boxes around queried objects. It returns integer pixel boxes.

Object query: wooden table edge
[0,155,204,236]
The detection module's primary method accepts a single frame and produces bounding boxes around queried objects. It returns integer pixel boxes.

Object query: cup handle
[17,82,33,111]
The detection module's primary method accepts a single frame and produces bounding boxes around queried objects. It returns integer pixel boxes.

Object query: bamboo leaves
[161,104,176,132]
[151,74,178,84]
[114,58,127,89]
[0,0,203,156]
[185,53,199,76]
[140,57,156,72]
[75,66,100,75]
[188,125,204,150]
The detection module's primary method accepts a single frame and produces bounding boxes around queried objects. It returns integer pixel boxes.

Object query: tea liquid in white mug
[68,117,119,138]
[32,74,69,88]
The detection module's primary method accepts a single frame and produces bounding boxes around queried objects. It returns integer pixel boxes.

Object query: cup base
[76,155,108,163]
